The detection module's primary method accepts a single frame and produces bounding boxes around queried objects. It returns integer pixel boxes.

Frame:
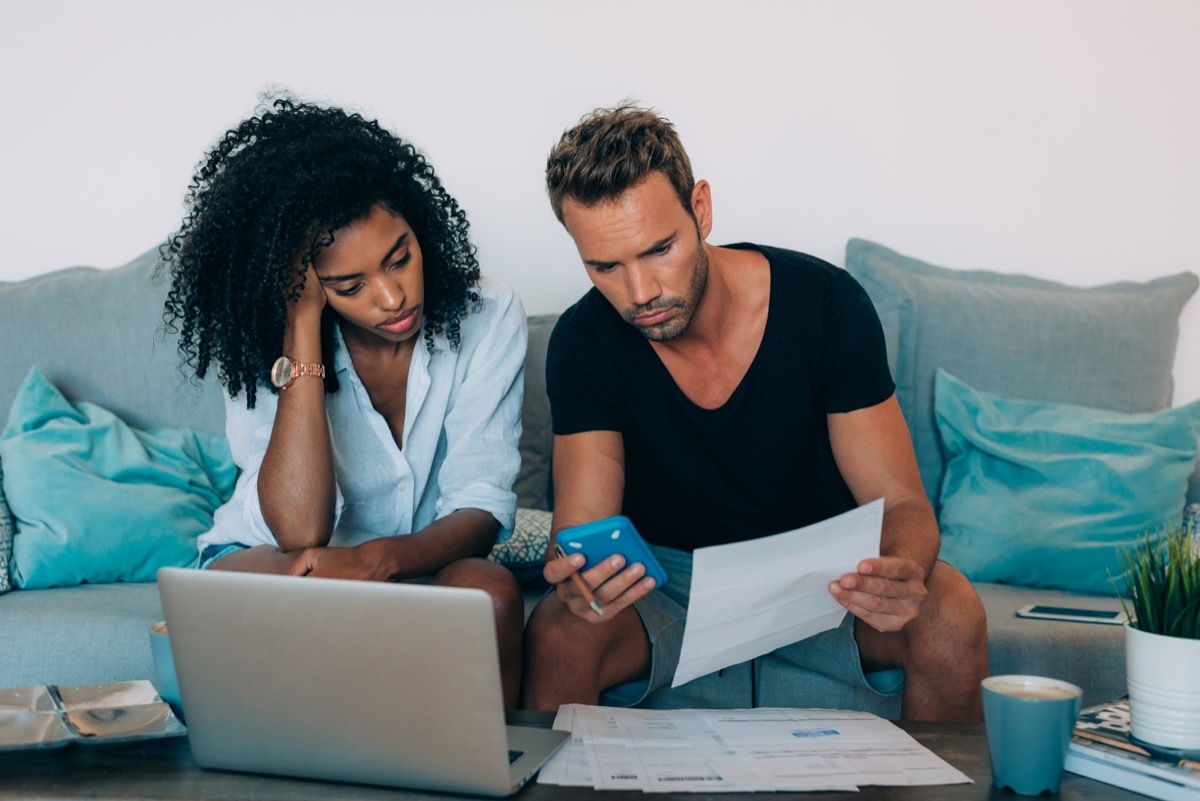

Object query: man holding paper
[522,103,988,722]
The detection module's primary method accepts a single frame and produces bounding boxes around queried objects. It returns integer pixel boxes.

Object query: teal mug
[982,675,1082,795]
[148,620,184,721]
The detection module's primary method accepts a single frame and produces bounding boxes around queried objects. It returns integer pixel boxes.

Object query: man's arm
[544,430,659,621]
[827,394,938,632]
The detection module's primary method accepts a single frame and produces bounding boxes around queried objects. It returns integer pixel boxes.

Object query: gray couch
[2,245,1193,712]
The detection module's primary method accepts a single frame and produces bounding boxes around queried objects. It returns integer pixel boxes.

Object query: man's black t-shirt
[545,244,895,552]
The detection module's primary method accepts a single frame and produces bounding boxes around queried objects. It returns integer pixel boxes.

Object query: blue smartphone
[556,515,668,587]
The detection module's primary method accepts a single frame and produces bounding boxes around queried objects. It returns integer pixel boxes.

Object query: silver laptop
[157,567,567,796]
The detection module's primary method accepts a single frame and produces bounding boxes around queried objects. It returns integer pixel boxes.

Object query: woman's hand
[287,260,327,318]
[286,544,392,581]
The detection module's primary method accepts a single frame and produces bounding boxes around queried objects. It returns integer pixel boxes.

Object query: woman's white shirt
[198,277,525,553]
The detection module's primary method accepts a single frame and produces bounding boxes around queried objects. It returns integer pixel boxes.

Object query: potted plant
[1118,516,1200,752]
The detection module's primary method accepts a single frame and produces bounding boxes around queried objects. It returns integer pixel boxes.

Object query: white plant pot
[1125,623,1200,750]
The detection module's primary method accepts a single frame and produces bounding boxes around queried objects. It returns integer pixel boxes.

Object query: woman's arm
[289,508,498,580]
[299,281,526,580]
[257,266,337,549]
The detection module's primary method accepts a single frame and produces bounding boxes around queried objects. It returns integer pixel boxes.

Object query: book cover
[1065,699,1200,800]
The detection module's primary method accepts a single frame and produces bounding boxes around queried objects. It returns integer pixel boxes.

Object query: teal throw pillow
[935,370,1200,595]
[0,367,238,589]
[845,238,1199,511]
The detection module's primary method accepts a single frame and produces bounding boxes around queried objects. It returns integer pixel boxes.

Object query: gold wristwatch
[270,356,325,390]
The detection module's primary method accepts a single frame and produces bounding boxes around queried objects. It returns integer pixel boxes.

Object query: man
[522,104,988,722]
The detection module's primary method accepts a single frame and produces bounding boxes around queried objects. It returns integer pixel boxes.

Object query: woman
[160,97,526,706]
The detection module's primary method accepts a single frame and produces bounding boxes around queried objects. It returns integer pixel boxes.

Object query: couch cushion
[1,367,238,589]
[0,583,164,687]
[975,582,1126,708]
[935,370,1200,595]
[844,238,1199,510]
[0,247,226,438]
[515,314,557,511]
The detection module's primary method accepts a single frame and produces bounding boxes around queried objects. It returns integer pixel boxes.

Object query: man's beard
[621,245,709,343]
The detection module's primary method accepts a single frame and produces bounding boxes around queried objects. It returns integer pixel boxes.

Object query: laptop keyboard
[508,750,523,764]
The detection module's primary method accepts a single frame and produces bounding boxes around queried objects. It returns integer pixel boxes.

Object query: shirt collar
[331,322,441,378]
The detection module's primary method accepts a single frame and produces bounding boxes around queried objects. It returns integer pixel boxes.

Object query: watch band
[283,361,325,390]
[270,356,326,391]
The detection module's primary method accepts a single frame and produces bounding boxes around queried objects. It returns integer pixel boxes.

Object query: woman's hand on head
[287,260,327,319]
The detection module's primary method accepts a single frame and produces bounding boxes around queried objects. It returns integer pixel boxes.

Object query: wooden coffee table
[0,714,1144,800]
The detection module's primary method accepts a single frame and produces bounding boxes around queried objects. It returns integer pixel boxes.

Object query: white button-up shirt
[198,277,525,552]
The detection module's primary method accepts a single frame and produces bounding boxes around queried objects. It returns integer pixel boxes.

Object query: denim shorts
[198,542,251,570]
[599,544,904,708]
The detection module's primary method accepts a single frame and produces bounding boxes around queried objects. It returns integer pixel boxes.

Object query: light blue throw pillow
[0,367,238,589]
[935,370,1200,595]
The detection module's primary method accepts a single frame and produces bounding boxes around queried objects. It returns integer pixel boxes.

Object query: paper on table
[537,706,593,787]
[537,704,972,793]
[673,499,883,687]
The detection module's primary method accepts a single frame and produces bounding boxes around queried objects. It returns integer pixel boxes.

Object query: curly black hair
[159,96,480,408]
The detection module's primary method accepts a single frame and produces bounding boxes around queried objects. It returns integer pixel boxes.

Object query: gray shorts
[600,544,905,708]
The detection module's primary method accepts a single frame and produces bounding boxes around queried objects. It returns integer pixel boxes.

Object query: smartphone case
[557,516,668,586]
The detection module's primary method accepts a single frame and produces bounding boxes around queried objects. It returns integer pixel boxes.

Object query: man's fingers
[841,599,911,633]
[857,556,925,582]
[835,590,917,630]
[553,559,655,624]
[573,574,655,623]
[543,552,588,585]
[836,573,928,601]
[590,562,647,604]
[546,552,629,591]
[833,586,922,632]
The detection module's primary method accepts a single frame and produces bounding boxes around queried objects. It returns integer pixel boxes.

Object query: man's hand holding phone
[546,516,667,622]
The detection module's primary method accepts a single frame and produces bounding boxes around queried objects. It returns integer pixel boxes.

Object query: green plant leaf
[1118,520,1200,639]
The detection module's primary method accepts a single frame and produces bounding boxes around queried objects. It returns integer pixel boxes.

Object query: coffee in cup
[985,679,1079,701]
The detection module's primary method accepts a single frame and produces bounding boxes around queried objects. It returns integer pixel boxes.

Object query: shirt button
[398,481,408,492]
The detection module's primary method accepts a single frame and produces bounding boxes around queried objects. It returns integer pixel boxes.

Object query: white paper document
[673,499,884,687]
[538,705,972,793]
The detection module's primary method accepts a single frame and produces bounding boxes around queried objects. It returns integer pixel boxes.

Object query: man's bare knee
[526,595,607,664]
[908,562,988,656]
[523,595,649,710]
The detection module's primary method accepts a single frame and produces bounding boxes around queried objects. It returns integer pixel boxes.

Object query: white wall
[2,0,1197,401]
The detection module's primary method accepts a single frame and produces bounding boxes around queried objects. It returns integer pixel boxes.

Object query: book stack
[1064,699,1200,801]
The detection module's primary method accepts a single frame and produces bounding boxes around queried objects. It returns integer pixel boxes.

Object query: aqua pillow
[935,370,1200,595]
[0,367,238,589]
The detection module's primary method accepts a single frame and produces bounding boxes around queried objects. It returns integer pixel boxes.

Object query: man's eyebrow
[318,232,409,283]
[583,233,676,270]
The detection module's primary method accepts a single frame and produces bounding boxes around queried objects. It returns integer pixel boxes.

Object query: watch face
[270,356,294,388]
